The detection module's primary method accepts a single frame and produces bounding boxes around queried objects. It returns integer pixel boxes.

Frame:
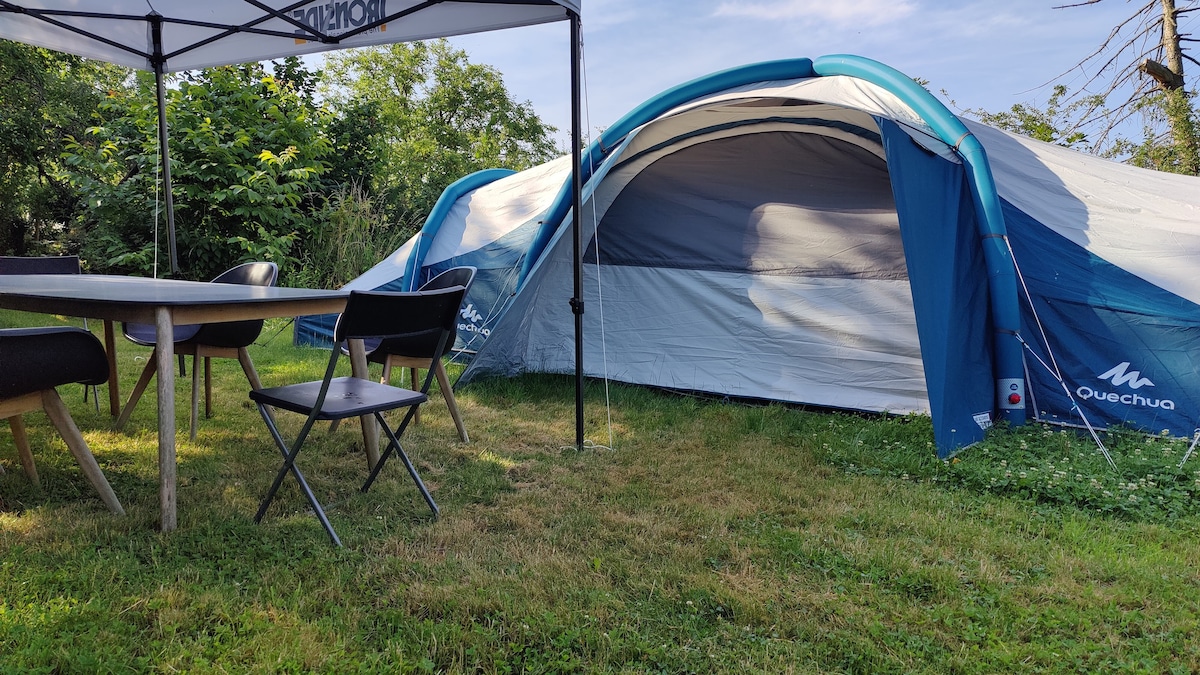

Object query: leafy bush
[320,41,560,230]
[63,63,331,281]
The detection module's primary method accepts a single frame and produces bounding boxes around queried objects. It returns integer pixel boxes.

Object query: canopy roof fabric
[0,1,578,72]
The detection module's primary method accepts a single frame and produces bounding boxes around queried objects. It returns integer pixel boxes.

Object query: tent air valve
[998,378,1025,410]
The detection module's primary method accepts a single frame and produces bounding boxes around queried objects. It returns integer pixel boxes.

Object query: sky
[443,0,1192,148]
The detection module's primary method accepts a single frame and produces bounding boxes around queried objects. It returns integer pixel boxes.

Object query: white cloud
[713,0,918,26]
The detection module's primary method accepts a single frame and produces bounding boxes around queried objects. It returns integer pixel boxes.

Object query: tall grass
[289,183,414,290]
[2,309,1199,673]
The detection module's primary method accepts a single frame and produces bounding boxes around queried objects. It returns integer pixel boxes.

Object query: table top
[0,274,348,324]
[0,274,345,303]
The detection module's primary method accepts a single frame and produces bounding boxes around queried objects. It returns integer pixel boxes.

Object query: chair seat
[122,321,201,345]
[0,327,109,399]
[250,377,427,420]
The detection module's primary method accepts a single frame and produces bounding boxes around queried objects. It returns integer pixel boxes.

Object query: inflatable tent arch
[300,55,1037,456]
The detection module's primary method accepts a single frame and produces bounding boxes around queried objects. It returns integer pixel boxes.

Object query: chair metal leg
[253,404,342,546]
[83,383,100,412]
[361,408,438,519]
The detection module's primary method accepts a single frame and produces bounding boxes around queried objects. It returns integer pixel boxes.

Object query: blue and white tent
[297,55,1200,458]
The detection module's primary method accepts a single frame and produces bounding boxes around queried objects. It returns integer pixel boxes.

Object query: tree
[961,85,1104,151]
[319,40,559,232]
[1053,0,1199,173]
[0,40,127,257]
[63,61,332,280]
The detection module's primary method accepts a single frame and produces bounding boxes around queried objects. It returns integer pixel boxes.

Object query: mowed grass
[2,310,1199,673]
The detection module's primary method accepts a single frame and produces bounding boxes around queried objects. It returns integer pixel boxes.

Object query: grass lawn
[2,309,1199,673]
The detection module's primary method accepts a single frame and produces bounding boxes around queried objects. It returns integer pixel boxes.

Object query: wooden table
[0,274,363,531]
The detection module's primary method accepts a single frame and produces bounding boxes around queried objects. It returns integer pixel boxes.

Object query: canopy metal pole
[569,11,585,450]
[150,13,179,274]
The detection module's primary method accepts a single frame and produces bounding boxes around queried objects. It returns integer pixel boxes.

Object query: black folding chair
[248,286,467,546]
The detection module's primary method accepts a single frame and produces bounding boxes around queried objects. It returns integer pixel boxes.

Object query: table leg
[155,307,177,532]
[103,320,120,417]
[348,338,380,469]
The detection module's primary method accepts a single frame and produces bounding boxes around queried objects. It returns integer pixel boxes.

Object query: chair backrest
[188,261,279,348]
[336,287,468,355]
[212,261,279,287]
[0,327,109,399]
[418,266,476,294]
[0,255,81,275]
[360,266,477,360]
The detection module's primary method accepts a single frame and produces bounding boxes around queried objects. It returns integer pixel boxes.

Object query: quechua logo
[1076,362,1175,410]
[1097,362,1154,389]
[458,303,489,338]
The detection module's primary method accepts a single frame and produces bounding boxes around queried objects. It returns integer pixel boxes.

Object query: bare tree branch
[1048,0,1197,161]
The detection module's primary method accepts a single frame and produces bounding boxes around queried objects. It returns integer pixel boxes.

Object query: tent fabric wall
[307,55,1200,457]
[880,119,997,449]
[294,158,573,348]
[452,64,1018,456]
[1006,205,1200,433]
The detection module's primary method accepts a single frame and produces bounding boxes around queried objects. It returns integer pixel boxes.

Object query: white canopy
[0,1,578,72]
